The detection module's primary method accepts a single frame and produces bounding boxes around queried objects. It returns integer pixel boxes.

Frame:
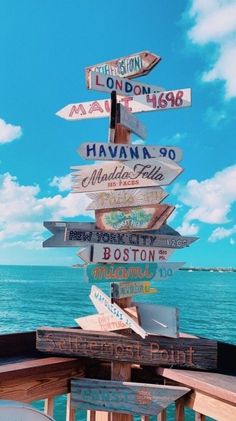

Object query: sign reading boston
[72,158,183,193]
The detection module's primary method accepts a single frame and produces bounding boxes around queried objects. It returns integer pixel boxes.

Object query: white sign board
[0,401,54,421]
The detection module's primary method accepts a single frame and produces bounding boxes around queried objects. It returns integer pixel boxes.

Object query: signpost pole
[110,100,133,421]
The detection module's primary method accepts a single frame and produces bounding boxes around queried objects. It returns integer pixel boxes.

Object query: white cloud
[209,224,236,242]
[176,221,200,236]
[0,118,22,144]
[175,164,236,224]
[205,106,227,127]
[0,172,92,244]
[230,238,235,245]
[187,0,236,98]
[161,132,187,145]
[49,174,72,191]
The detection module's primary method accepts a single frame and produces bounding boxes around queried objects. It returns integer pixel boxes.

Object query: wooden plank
[157,410,166,421]
[44,397,54,417]
[175,399,185,421]
[186,390,236,421]
[36,327,218,370]
[89,285,147,338]
[66,393,76,421]
[56,89,192,121]
[157,368,236,405]
[75,313,128,332]
[71,157,183,193]
[44,221,197,249]
[116,103,147,139]
[85,51,161,83]
[78,143,183,163]
[111,281,157,299]
[83,262,184,283]
[135,303,179,338]
[78,244,175,264]
[71,378,190,416]
[88,71,164,97]
[95,204,175,231]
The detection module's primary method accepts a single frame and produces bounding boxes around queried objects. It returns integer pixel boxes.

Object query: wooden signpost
[71,378,190,416]
[36,327,218,370]
[88,71,164,97]
[111,281,157,299]
[43,221,197,248]
[85,51,161,83]
[82,262,185,283]
[78,143,183,163]
[116,103,147,139]
[71,157,183,193]
[95,204,175,231]
[89,285,147,338]
[56,88,192,121]
[78,244,175,264]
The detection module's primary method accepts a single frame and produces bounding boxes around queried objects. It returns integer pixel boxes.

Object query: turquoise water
[0,265,236,420]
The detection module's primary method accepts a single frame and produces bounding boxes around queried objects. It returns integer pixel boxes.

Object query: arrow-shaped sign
[71,157,183,193]
[89,285,147,338]
[82,262,185,283]
[56,88,191,121]
[88,71,164,97]
[111,281,157,299]
[95,204,175,231]
[85,51,161,84]
[78,244,175,264]
[116,103,147,139]
[134,303,179,338]
[78,143,183,163]
[43,221,198,249]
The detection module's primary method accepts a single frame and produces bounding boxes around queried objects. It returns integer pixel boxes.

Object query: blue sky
[0,0,235,267]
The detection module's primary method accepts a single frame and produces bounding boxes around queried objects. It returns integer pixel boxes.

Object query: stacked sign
[45,51,195,339]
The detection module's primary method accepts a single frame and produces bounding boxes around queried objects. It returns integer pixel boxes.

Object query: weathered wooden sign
[36,327,218,370]
[78,244,175,264]
[111,281,157,299]
[135,303,179,338]
[56,88,192,121]
[89,71,164,97]
[82,262,185,283]
[89,285,147,338]
[71,378,190,416]
[95,204,175,231]
[85,51,161,83]
[86,187,168,210]
[78,143,183,163]
[75,312,127,332]
[116,103,147,139]
[71,158,183,193]
[43,221,197,249]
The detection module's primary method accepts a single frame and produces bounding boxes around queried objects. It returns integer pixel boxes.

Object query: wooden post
[195,413,205,421]
[44,397,54,417]
[66,393,76,421]
[175,399,184,421]
[157,410,166,421]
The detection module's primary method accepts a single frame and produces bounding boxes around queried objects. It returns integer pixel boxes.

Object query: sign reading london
[56,89,191,121]
[85,51,161,83]
[71,158,183,193]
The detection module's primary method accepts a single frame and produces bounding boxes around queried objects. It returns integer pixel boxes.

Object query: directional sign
[78,143,183,163]
[85,51,161,84]
[89,285,147,338]
[83,262,185,283]
[135,303,179,338]
[43,221,197,249]
[111,281,157,299]
[71,379,190,416]
[78,244,175,264]
[56,88,192,121]
[86,187,168,210]
[88,71,164,97]
[75,312,127,332]
[71,158,183,193]
[116,103,147,139]
[95,204,175,231]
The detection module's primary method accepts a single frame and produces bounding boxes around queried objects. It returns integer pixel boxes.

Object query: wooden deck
[1,331,236,420]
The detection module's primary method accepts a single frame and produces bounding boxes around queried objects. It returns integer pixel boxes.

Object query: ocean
[0,265,235,420]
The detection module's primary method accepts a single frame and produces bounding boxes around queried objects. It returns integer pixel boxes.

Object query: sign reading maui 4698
[56,89,191,121]
[72,158,183,193]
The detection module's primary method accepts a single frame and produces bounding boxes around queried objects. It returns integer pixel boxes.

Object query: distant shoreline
[180,267,236,272]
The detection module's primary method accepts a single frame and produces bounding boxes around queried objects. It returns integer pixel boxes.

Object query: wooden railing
[0,331,236,420]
